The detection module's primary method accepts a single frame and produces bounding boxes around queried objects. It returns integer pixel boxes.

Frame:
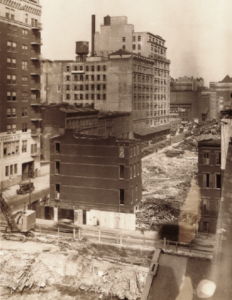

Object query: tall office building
[0,0,42,188]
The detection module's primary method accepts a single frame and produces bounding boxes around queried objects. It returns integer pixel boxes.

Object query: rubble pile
[137,143,198,229]
[0,246,149,300]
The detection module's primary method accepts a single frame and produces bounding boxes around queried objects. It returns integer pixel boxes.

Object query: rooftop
[134,124,170,136]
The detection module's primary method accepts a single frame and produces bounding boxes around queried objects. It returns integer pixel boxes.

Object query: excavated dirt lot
[137,140,199,230]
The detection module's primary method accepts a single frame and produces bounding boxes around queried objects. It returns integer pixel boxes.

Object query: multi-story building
[170,76,204,91]
[210,75,232,108]
[0,0,42,188]
[198,139,221,233]
[41,15,171,141]
[38,130,142,229]
[199,91,217,122]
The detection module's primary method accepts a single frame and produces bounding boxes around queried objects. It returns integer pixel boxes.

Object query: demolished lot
[0,236,154,300]
[137,139,199,230]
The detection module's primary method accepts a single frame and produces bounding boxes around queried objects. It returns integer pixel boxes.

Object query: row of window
[5,164,18,177]
[66,65,107,72]
[202,173,221,189]
[65,74,107,82]
[7,41,28,53]
[6,7,40,25]
[7,107,28,118]
[66,84,107,91]
[7,58,28,70]
[65,94,106,100]
[134,94,168,100]
[7,123,27,134]
[7,92,29,101]
[202,152,221,165]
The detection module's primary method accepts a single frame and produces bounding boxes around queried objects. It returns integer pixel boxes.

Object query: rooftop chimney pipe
[91,15,95,56]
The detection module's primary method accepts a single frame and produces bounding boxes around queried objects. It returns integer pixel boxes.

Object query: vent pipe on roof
[91,15,95,56]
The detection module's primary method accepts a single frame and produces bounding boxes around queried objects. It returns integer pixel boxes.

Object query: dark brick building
[0,0,42,187]
[198,139,221,233]
[49,130,142,228]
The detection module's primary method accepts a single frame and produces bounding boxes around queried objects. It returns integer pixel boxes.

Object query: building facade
[170,76,204,91]
[198,140,221,233]
[44,131,142,229]
[210,75,232,108]
[0,0,42,188]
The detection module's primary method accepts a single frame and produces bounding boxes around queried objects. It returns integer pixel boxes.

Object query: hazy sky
[40,0,232,86]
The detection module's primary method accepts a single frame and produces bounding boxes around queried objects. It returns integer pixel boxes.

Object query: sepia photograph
[0,0,232,299]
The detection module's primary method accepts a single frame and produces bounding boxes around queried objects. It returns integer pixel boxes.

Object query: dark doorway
[45,206,54,220]
[22,161,34,180]
[58,208,74,222]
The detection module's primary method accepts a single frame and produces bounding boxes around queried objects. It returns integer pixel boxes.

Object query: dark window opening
[55,161,60,175]
[120,189,124,205]
[216,174,221,189]
[55,184,60,199]
[119,165,124,179]
[55,143,60,154]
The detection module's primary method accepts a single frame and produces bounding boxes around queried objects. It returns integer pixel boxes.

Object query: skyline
[40,0,232,86]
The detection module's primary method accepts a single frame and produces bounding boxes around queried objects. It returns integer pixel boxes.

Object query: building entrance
[22,161,34,180]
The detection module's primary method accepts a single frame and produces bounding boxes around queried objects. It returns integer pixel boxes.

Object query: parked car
[16,182,35,195]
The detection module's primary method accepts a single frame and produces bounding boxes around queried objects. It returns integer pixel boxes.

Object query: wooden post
[79,228,81,240]
[98,229,101,242]
[73,228,75,240]
[164,238,166,250]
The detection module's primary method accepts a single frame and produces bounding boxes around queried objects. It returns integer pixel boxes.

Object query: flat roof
[134,124,170,136]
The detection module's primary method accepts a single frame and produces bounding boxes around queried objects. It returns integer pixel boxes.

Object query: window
[80,66,83,71]
[216,174,221,189]
[80,85,83,91]
[203,222,209,233]
[91,75,94,81]
[203,152,209,165]
[133,36,136,42]
[22,123,27,132]
[5,166,9,177]
[103,94,106,100]
[91,84,94,91]
[203,173,211,188]
[22,108,27,117]
[85,85,89,91]
[7,108,16,118]
[122,45,125,50]
[103,84,106,90]
[134,146,136,156]
[66,94,70,100]
[203,199,210,215]
[119,146,124,158]
[14,164,17,174]
[134,164,136,177]
[7,75,16,85]
[66,66,70,72]
[103,65,107,71]
[57,85,61,92]
[66,85,70,91]
[97,75,100,81]
[55,184,60,199]
[97,65,100,71]
[138,36,141,42]
[138,44,141,50]
[91,65,95,72]
[10,9,15,20]
[137,162,140,176]
[216,152,221,165]
[130,147,133,158]
[22,29,28,37]
[22,61,28,70]
[119,165,124,179]
[86,65,89,72]
[91,94,94,100]
[85,94,89,100]
[7,58,16,68]
[120,189,124,205]
[103,75,106,81]
[25,13,28,23]
[135,185,138,201]
[97,94,100,100]
[130,165,133,179]
[133,44,136,50]
[97,84,101,91]
[31,143,37,154]
[55,161,60,175]
[22,76,28,85]
[137,144,140,155]
[131,187,133,202]
[22,92,27,101]
[22,45,28,54]
[22,140,27,152]
[80,94,83,100]
[6,7,10,18]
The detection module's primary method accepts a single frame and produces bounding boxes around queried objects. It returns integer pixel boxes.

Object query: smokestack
[91,15,95,57]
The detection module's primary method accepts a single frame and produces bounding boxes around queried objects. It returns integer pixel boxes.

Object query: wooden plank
[141,248,161,300]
